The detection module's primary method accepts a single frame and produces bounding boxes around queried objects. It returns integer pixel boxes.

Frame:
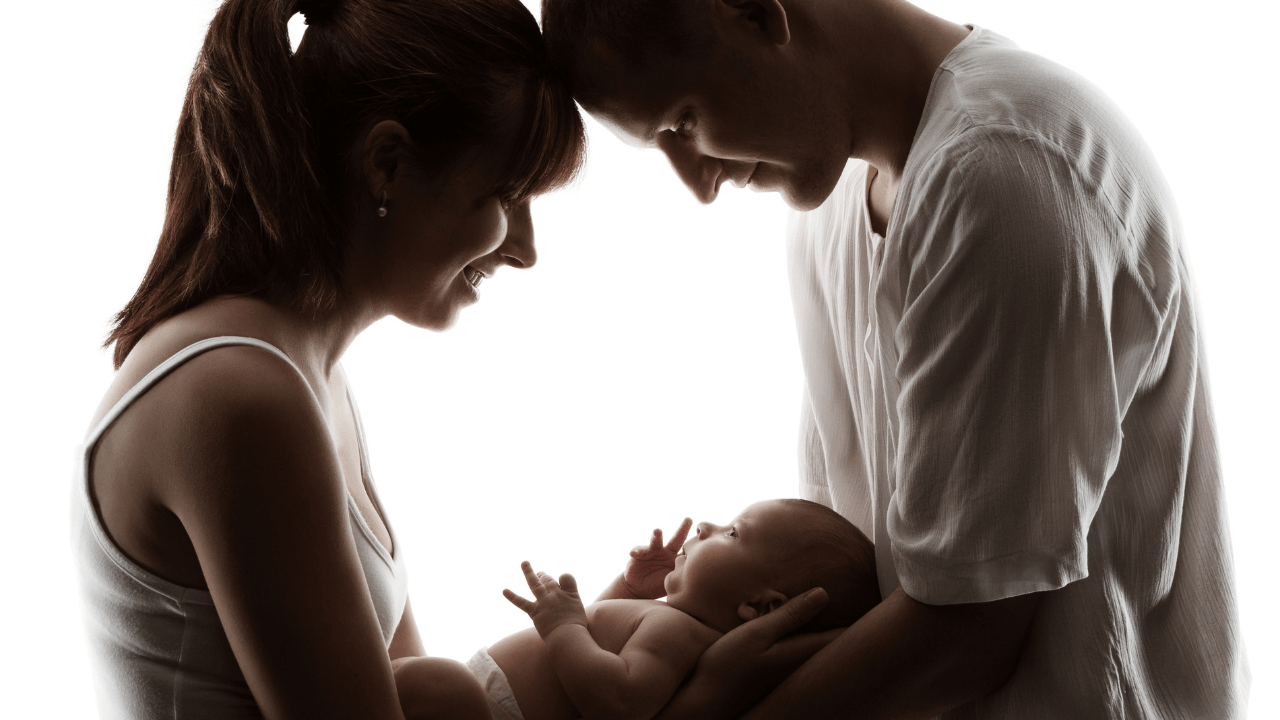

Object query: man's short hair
[541,0,717,105]
[772,499,882,631]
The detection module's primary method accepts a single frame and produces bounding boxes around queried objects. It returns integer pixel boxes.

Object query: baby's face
[663,500,797,632]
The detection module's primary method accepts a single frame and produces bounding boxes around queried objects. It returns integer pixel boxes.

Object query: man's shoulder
[907,27,1154,212]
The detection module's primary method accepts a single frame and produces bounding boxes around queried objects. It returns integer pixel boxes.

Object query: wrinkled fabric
[788,26,1247,720]
[468,648,526,720]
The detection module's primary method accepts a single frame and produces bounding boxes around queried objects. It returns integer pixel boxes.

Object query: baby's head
[663,499,880,633]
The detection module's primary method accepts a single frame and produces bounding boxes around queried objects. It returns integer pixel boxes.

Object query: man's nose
[498,200,537,269]
[658,133,721,204]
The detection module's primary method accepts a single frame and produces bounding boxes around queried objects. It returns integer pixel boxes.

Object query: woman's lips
[463,266,484,288]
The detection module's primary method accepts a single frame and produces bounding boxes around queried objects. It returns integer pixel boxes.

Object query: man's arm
[744,587,1040,719]
[655,587,1040,720]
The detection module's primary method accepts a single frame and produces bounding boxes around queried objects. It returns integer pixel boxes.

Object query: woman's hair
[107,0,585,368]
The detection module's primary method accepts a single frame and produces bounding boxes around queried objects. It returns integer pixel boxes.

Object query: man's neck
[812,0,969,184]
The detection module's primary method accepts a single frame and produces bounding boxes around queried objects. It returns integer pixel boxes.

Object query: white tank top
[72,336,409,720]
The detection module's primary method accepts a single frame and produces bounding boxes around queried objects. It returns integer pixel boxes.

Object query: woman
[72,0,583,718]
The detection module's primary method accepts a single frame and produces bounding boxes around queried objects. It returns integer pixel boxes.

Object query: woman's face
[360,150,537,330]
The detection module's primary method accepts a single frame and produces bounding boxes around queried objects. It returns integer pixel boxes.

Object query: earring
[377,189,388,218]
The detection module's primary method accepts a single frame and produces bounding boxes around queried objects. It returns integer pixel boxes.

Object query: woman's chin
[398,303,465,332]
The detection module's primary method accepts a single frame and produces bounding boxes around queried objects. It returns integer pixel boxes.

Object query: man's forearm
[742,588,1041,720]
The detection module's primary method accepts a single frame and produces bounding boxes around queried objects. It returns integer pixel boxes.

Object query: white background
[1,0,1275,716]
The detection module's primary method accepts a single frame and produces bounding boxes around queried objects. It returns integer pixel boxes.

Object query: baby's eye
[726,527,738,538]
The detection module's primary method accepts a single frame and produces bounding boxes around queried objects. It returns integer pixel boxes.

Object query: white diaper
[466,647,525,720]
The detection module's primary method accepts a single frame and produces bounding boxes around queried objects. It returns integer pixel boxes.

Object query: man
[540,0,1248,718]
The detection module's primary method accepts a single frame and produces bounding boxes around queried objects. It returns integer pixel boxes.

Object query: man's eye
[675,113,694,137]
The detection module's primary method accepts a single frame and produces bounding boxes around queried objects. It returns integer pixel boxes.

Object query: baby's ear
[736,589,789,622]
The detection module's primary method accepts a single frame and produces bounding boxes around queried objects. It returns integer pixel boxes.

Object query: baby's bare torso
[487,599,717,720]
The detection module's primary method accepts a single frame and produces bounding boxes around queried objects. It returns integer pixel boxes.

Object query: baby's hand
[622,517,693,600]
[503,561,589,640]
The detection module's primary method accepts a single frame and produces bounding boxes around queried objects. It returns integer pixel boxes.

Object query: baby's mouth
[463,266,484,288]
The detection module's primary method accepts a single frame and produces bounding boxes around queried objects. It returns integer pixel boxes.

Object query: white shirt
[788,27,1248,718]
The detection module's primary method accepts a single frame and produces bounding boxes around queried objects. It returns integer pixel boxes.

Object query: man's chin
[772,168,844,212]
[779,185,835,212]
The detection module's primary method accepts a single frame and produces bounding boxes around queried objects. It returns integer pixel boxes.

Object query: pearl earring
[377,190,388,217]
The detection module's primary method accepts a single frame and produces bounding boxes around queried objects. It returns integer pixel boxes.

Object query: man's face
[586,36,851,211]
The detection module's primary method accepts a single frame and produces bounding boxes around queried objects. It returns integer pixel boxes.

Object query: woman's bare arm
[158,349,410,720]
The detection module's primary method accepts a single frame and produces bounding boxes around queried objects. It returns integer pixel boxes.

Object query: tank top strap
[86,336,305,449]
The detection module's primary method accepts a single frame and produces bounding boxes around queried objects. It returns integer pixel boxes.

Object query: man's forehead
[578,45,688,148]
[590,99,665,149]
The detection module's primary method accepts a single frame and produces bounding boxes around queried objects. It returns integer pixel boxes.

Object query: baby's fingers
[503,588,535,614]
[520,561,546,597]
[665,517,693,551]
[558,573,579,594]
[647,528,664,552]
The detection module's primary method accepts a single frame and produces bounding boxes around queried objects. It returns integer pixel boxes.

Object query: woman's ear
[736,588,789,622]
[361,120,414,202]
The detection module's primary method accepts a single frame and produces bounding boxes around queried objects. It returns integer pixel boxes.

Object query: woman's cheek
[454,198,506,258]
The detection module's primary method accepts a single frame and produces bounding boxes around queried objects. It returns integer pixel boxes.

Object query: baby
[397,499,879,720]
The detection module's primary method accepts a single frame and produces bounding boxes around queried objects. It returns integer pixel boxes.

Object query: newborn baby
[399,499,878,720]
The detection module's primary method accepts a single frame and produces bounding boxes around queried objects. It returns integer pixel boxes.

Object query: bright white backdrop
[1,0,1275,716]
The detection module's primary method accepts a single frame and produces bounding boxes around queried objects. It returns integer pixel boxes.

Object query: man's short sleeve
[885,128,1138,605]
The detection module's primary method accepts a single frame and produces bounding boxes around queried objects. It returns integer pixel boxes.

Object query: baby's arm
[597,518,693,601]
[505,562,715,720]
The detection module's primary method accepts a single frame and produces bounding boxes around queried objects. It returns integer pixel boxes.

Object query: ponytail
[108,0,350,367]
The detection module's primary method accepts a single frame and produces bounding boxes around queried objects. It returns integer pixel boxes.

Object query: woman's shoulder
[93,301,313,429]
[86,302,344,591]
[89,302,335,499]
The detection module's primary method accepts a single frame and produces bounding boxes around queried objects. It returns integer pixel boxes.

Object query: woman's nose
[498,200,537,269]
[657,133,722,204]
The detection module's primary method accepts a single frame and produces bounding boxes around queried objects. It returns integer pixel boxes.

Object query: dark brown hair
[540,0,717,106]
[772,499,881,631]
[107,0,585,368]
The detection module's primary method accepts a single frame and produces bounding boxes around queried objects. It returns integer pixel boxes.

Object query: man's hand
[653,588,841,720]
[622,517,693,599]
[503,561,589,640]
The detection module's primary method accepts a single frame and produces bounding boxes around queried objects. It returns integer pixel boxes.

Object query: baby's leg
[393,656,490,720]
